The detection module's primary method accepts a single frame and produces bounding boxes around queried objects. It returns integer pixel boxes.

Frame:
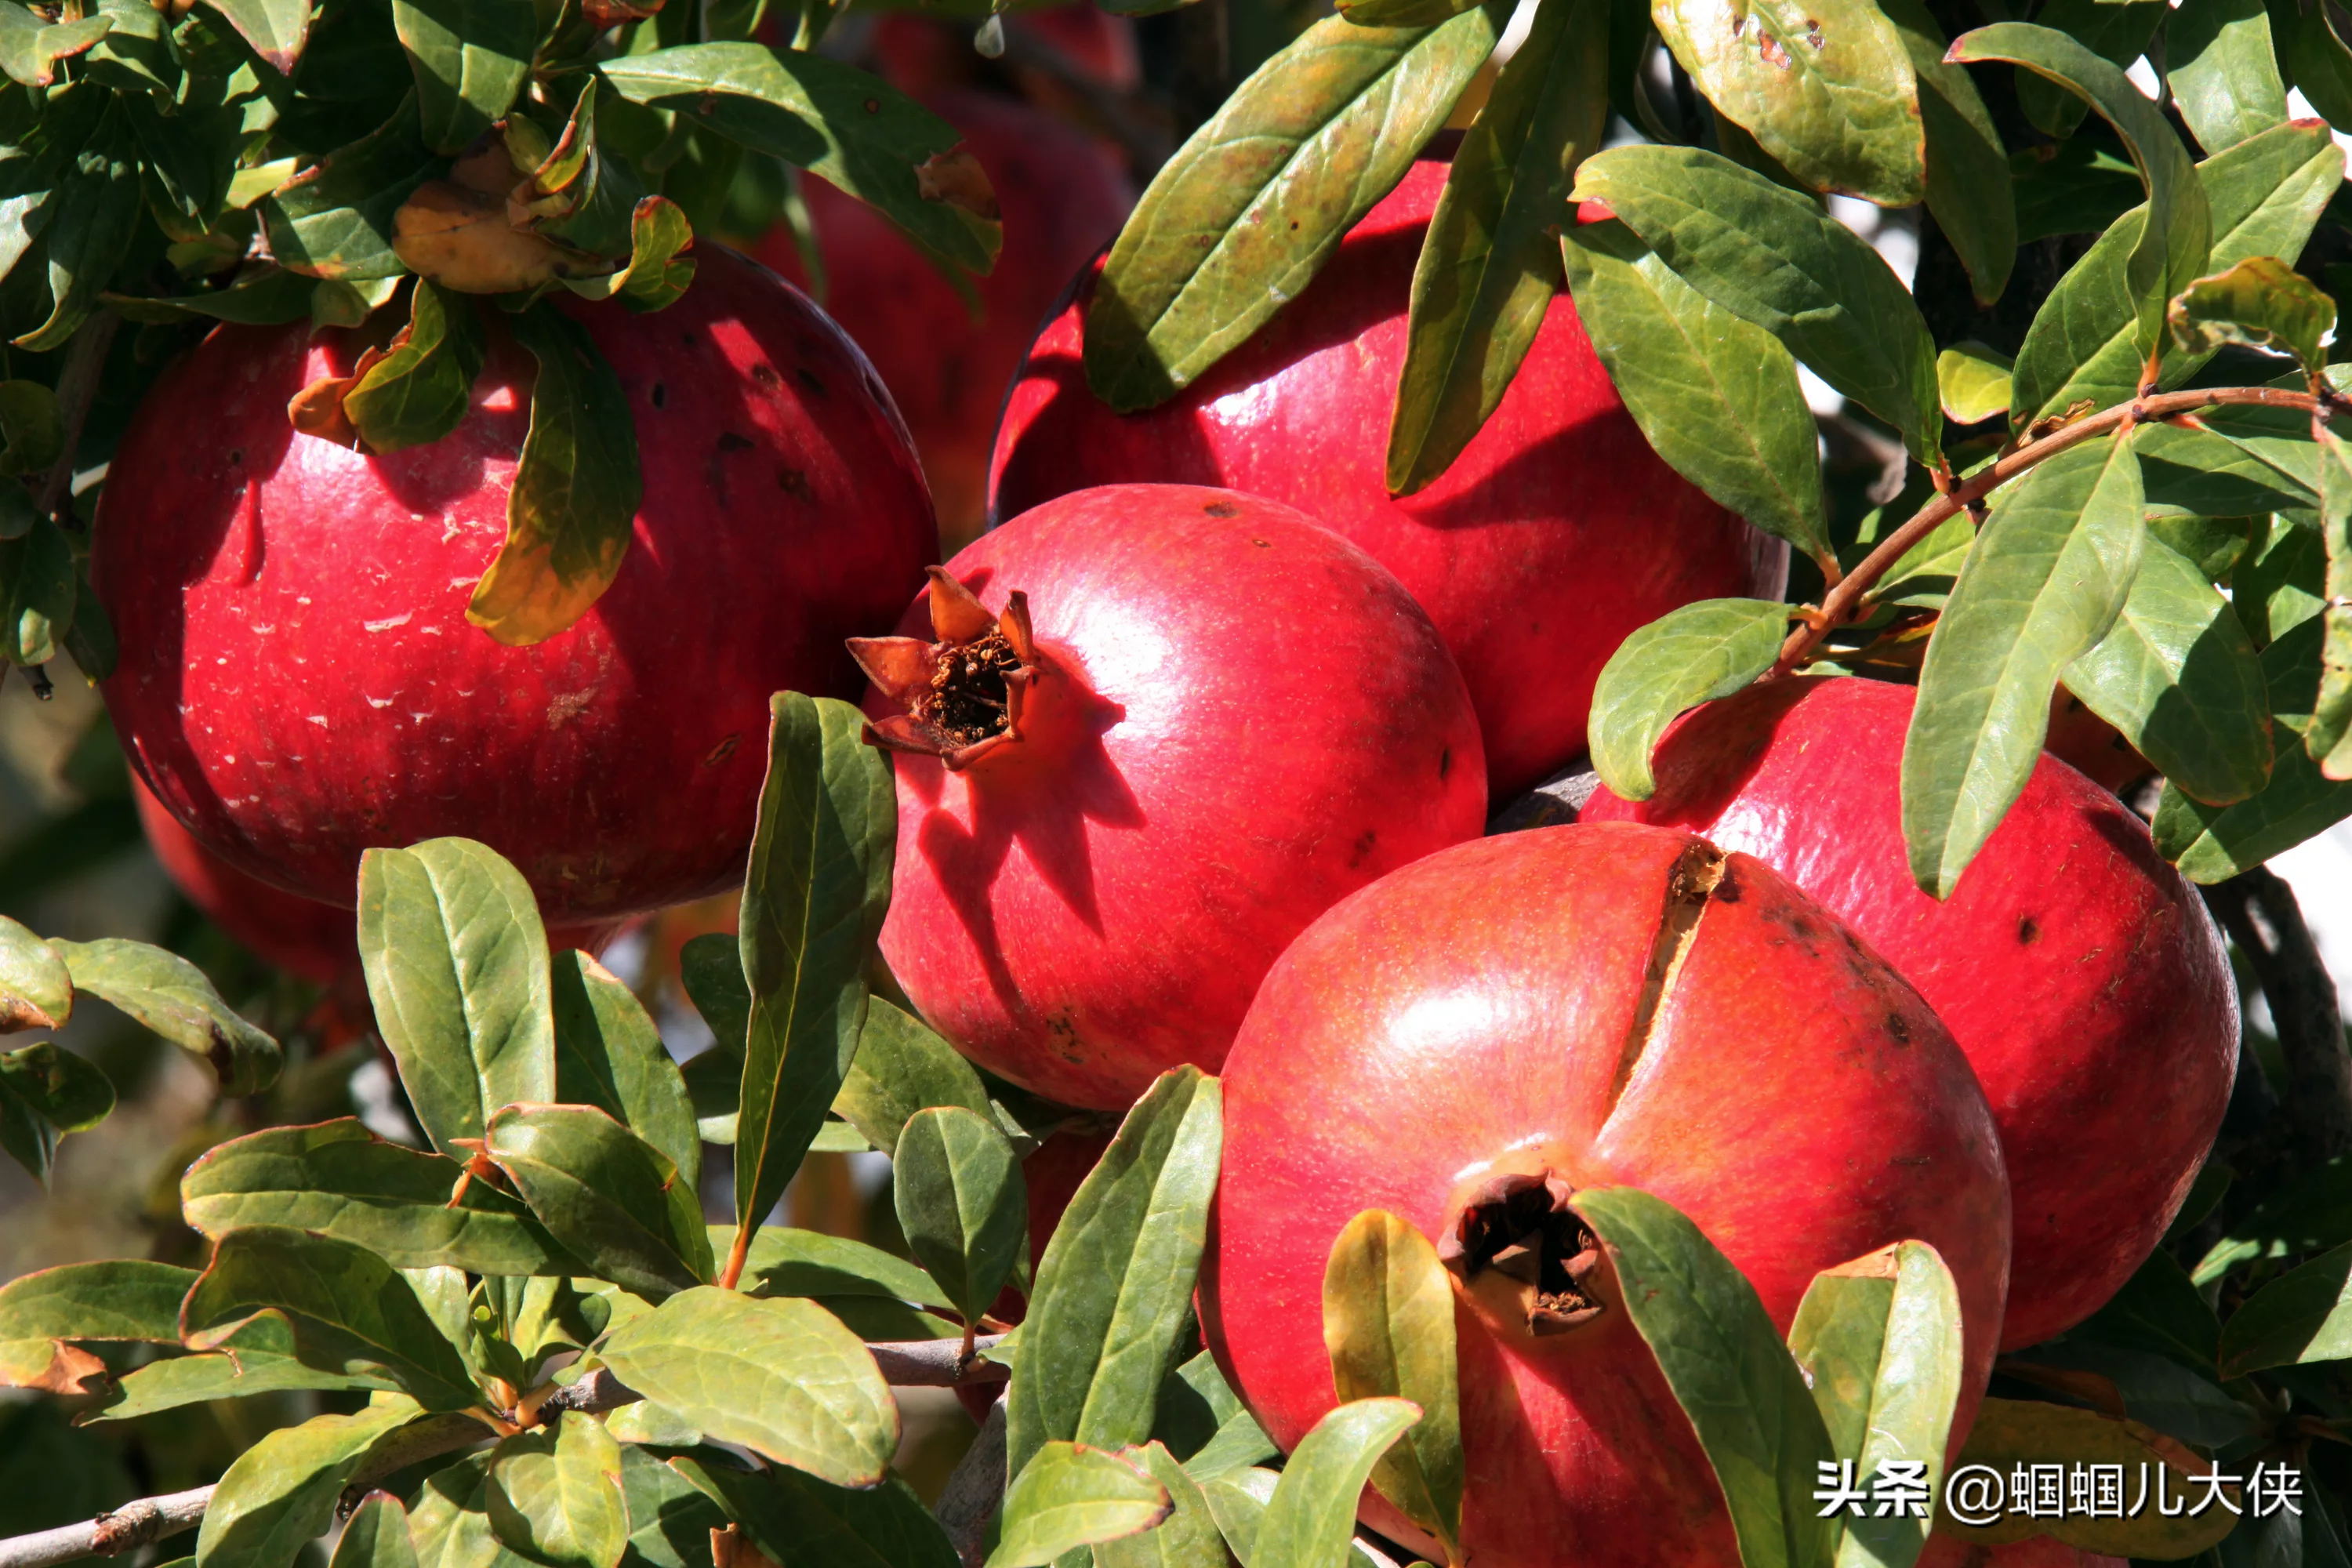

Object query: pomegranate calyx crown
[1439,1169,1606,1337]
[848,566,1043,771]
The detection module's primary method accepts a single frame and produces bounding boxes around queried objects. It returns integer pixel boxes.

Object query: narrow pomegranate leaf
[2216,1241,2352,1377]
[1573,1185,1835,1568]
[2065,536,2270,806]
[1902,432,2145,900]
[0,512,76,665]
[2287,0,2352,133]
[893,1106,1027,1327]
[988,1441,1171,1568]
[1559,220,1829,565]
[2169,255,2335,373]
[2168,0,2287,154]
[552,949,699,1189]
[0,1258,190,1389]
[597,1287,898,1487]
[343,281,487,456]
[181,1120,571,1276]
[1083,3,1503,412]
[1384,0,1605,496]
[194,1402,423,1568]
[1653,0,1921,205]
[51,936,281,1095]
[1935,1399,2237,1556]
[486,1412,628,1568]
[180,1227,481,1410]
[1004,1066,1223,1483]
[1320,1210,1461,1558]
[1195,1468,1391,1568]
[728,692,894,1271]
[667,1453,958,1568]
[2071,1249,2220,1372]
[356,837,554,1156]
[333,1494,420,1568]
[259,97,442,281]
[482,1104,712,1299]
[833,996,991,1156]
[617,1450,726,1568]
[1879,0,2012,307]
[13,93,139,354]
[1094,1443,1223,1568]
[90,1317,377,1420]
[392,0,539,154]
[467,304,640,647]
[2310,423,2352,775]
[0,10,113,89]
[194,0,313,73]
[1951,24,2208,362]
[1248,1399,1421,1568]
[0,1040,111,1185]
[713,1223,955,1313]
[1787,1241,1964,1568]
[1569,145,1942,463]
[557,196,696,312]
[1587,599,1790,803]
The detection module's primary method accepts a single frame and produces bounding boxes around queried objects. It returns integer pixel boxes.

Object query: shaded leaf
[483,1104,710,1300]
[1933,1398,2238,1556]
[2073,1249,2221,1373]
[412,1456,539,1568]
[194,1400,419,1568]
[2311,423,2352,775]
[1588,599,1790,801]
[1194,1469,1385,1568]
[259,95,443,281]
[0,514,73,666]
[1094,1443,1225,1568]
[198,0,311,72]
[332,1493,421,1568]
[2169,0,2288,154]
[92,1317,378,1419]
[343,281,488,455]
[1250,1400,1421,1568]
[1936,340,2013,424]
[0,8,112,88]
[1083,4,1501,411]
[2008,0,2165,142]
[553,949,698,1189]
[557,197,695,312]
[488,1412,629,1568]
[394,0,539,154]
[989,1443,1171,1568]
[894,1105,1026,1327]
[0,1040,114,1186]
[669,1453,957,1568]
[833,996,990,1157]
[1881,0,2011,305]
[2216,1240,2352,1376]
[0,1258,190,1392]
[1321,1211,1460,1558]
[618,1447,724,1568]
[719,1223,954,1313]
[52,937,280,1094]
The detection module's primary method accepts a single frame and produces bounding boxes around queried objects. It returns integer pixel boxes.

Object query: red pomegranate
[96,246,934,926]
[758,89,1132,551]
[1203,822,2010,1568]
[858,484,1486,1110]
[986,151,1784,799]
[869,5,1141,98]
[1581,677,2236,1350]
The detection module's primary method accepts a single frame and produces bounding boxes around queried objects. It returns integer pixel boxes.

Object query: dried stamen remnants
[1439,1171,1606,1336]
[920,627,1022,748]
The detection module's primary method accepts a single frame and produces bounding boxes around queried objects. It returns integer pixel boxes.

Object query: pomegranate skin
[756,90,1133,548]
[1202,822,2009,1568]
[985,154,1784,799]
[1581,677,2237,1349]
[134,775,351,985]
[95,246,934,924]
[877,484,1486,1110]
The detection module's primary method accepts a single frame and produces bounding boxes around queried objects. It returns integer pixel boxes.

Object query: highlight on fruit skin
[1203,819,2012,1568]
[862,481,1488,1112]
[1582,674,2238,1350]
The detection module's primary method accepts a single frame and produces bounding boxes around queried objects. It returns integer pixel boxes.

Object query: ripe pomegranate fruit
[986,151,1784,799]
[1202,822,2011,1568]
[1581,677,2236,1350]
[96,246,933,925]
[858,484,1485,1110]
[758,89,1132,550]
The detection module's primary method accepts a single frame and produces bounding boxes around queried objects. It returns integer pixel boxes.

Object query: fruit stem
[718,1225,751,1292]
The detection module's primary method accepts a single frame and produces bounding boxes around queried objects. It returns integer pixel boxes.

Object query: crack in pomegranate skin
[1438,1170,1606,1336]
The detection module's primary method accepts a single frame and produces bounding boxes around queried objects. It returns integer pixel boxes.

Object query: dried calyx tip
[1438,1171,1605,1336]
[848,567,1041,770]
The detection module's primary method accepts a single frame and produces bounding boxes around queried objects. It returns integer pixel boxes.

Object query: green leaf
[91,1318,376,1418]
[0,1040,114,1185]
[0,380,60,478]
[2192,1153,2352,1283]
[183,1119,573,1275]
[488,1413,628,1568]
[0,915,67,1033]
[0,512,72,665]
[1651,0,1922,205]
[1164,1351,1276,1479]
[344,281,488,455]
[728,691,895,1264]
[1936,1399,2239,1557]
[51,937,281,1094]
[2147,512,2256,581]
[60,564,111,681]
[2168,255,2334,373]
[618,1447,725,1568]
[0,8,111,88]
[394,0,539,154]
[1573,1186,1835,1568]
[553,949,698,1190]
[1320,1211,1460,1558]
[412,1457,540,1568]
[1007,1067,1224,1482]
[1557,218,1828,562]
[1949,22,2209,361]
[2168,0,2288,154]
[198,1403,423,1568]
[260,96,443,281]
[557,197,695,312]
[1250,1399,1421,1568]
[466,304,640,647]
[717,1224,955,1326]
[1587,599,1791,801]
[598,1286,897,1486]
[1880,0,2011,305]
[893,1105,1026,1327]
[358,837,555,1156]
[483,1104,710,1299]
[2282,0,2352,134]
[198,0,312,71]
[1195,1470,1387,1568]
[2009,119,2340,436]
[2072,1248,2220,1371]
[668,1453,957,1568]
[105,269,318,327]
[1385,0,1604,496]
[1083,4,1501,412]
[1787,1242,1964,1568]
[2064,533,2270,805]
[1569,143,1943,462]
[833,996,990,1157]
[2311,424,2352,775]
[1901,432,2145,898]
[989,1442,1171,1568]
[1094,1443,1224,1568]
[1936,340,2013,423]
[181,1226,480,1410]
[0,1257,189,1389]
[334,1492,421,1568]
[2008,0,2166,142]
[598,44,997,278]
[2012,138,2143,245]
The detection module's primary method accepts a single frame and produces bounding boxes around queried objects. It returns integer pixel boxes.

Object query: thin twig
[2204,869,2352,1167]
[35,312,118,524]
[871,1334,1007,1388]
[1770,385,2325,675]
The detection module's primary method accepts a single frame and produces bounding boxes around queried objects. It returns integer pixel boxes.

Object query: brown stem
[36,312,118,524]
[1771,385,2325,677]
